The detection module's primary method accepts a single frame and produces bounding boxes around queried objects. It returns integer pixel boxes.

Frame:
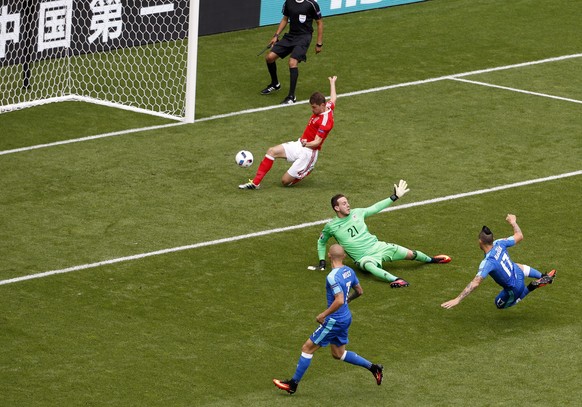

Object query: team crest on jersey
[299,14,307,23]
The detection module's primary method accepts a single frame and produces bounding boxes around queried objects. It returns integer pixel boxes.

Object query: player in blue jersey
[441,214,556,310]
[273,244,384,395]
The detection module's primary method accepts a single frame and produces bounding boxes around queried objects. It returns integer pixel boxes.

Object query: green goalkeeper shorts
[356,241,409,269]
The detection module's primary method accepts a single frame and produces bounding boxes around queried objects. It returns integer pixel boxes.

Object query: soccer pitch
[1,1,581,406]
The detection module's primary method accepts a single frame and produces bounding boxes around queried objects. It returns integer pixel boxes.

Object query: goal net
[0,0,199,122]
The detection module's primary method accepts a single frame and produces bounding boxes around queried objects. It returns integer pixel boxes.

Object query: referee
[261,0,324,105]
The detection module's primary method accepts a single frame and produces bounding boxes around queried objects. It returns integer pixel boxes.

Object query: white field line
[0,122,184,156]
[1,170,580,287]
[451,53,582,78]
[197,53,582,122]
[1,53,581,156]
[450,77,582,104]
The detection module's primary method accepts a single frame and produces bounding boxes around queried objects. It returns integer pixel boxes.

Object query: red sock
[253,155,275,185]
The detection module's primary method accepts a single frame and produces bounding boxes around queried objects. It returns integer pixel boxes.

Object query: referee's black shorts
[272,33,312,62]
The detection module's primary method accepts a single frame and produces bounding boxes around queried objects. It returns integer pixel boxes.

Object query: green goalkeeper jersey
[318,197,396,262]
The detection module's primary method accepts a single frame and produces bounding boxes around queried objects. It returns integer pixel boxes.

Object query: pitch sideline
[0,170,580,286]
[1,53,581,156]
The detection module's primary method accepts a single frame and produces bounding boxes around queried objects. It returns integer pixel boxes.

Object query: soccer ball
[235,150,253,168]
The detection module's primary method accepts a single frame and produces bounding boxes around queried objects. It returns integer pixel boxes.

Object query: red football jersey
[300,101,335,151]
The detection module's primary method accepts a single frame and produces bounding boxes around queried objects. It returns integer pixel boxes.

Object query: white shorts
[282,140,319,179]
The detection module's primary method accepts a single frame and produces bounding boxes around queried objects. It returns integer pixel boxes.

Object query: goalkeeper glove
[307,260,326,271]
[391,179,410,201]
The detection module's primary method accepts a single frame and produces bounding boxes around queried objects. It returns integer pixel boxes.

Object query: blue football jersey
[325,266,359,322]
[477,237,519,289]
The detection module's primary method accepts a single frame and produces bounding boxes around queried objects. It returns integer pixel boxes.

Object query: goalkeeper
[315,180,451,288]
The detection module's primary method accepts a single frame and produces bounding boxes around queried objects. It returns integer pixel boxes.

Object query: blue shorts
[310,316,351,347]
[495,265,528,309]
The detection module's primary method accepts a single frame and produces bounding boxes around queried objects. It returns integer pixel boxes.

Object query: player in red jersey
[239,76,337,190]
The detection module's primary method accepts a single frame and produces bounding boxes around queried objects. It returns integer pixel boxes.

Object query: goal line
[1,53,581,157]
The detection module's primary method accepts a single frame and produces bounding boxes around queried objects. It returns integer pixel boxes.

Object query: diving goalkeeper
[315,180,451,288]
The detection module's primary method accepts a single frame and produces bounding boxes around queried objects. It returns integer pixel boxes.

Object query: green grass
[0,0,581,406]
[194,0,582,118]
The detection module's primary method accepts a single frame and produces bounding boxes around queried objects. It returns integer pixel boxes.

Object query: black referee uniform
[262,0,323,104]
[272,0,322,62]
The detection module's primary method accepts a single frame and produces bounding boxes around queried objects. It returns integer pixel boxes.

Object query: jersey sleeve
[361,197,395,218]
[326,271,343,296]
[318,225,332,260]
[496,237,516,248]
[477,259,491,278]
[316,111,334,141]
[310,1,322,19]
[351,270,360,287]
[316,122,332,140]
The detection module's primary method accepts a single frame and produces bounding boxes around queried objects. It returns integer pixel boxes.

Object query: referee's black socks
[267,62,278,85]
[289,67,299,97]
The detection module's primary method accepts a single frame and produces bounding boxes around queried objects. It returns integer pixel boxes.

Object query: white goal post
[0,0,199,123]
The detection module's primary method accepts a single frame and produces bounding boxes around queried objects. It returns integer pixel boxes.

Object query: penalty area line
[0,170,580,287]
[449,78,582,105]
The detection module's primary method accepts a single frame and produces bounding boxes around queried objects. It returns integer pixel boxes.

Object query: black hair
[331,194,345,210]
[479,226,494,245]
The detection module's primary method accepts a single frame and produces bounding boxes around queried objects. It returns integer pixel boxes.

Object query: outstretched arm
[441,275,484,309]
[317,228,332,263]
[506,214,523,244]
[362,180,409,217]
[328,76,337,105]
[361,197,396,217]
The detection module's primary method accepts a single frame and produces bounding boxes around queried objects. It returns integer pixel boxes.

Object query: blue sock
[341,351,372,369]
[522,265,542,279]
[292,352,313,382]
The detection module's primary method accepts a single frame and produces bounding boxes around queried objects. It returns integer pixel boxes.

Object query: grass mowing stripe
[450,78,582,104]
[1,170,579,287]
[1,53,581,157]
